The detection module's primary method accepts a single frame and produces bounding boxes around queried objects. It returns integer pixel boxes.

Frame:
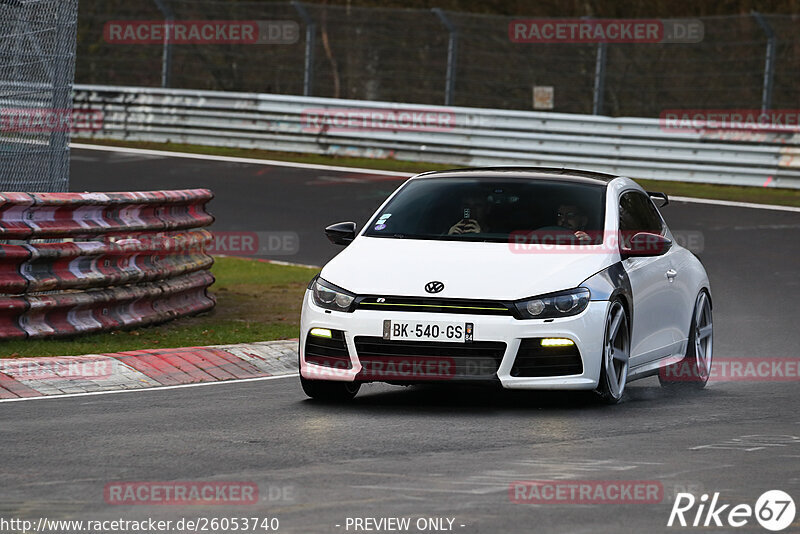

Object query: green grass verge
[0,257,319,358]
[78,138,800,207]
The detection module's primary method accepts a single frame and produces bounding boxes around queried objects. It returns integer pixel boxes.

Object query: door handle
[665,269,677,282]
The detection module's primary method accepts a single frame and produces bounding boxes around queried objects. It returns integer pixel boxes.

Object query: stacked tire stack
[0,190,216,340]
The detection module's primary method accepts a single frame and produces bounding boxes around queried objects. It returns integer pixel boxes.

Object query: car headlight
[514,288,590,319]
[311,277,356,312]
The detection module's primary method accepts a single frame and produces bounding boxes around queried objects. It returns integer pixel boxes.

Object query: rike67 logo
[668,490,796,531]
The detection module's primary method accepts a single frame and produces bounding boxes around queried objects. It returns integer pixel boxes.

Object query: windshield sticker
[374,223,387,231]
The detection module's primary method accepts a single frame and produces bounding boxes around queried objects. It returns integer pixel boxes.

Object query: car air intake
[353,337,506,381]
[304,329,352,370]
[356,296,512,316]
[511,338,583,377]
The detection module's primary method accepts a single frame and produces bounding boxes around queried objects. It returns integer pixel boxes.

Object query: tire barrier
[0,190,216,340]
[0,189,214,239]
[0,230,213,294]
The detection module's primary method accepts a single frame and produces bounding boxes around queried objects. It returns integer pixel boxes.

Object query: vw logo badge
[425,281,445,294]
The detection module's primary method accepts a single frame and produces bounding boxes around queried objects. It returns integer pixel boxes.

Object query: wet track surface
[1,147,798,533]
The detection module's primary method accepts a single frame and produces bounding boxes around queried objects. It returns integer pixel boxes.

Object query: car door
[619,191,682,366]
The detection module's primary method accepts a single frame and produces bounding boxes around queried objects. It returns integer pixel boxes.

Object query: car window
[362,177,607,244]
[619,191,663,234]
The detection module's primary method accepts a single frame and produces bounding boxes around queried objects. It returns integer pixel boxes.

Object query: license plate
[383,320,473,343]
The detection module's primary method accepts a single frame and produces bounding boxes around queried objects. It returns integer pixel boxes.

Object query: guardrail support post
[432,8,458,106]
[752,11,776,113]
[292,1,316,97]
[153,0,173,88]
[592,42,607,115]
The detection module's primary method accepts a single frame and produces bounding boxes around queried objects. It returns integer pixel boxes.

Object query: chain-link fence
[75,2,800,118]
[0,0,78,192]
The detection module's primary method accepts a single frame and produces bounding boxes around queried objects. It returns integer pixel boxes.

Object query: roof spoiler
[648,191,669,208]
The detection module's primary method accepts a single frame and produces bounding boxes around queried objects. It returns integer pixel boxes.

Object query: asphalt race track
[1,147,798,533]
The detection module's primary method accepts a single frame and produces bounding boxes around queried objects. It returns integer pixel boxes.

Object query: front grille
[356,296,512,316]
[304,330,352,369]
[353,336,506,381]
[511,338,583,377]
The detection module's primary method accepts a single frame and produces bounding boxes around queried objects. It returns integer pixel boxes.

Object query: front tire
[300,375,361,401]
[659,291,712,389]
[596,300,630,404]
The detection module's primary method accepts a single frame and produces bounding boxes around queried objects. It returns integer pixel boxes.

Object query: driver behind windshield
[539,204,592,241]
[555,203,593,242]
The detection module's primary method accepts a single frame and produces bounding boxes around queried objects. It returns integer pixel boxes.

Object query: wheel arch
[702,287,713,309]
[613,291,632,336]
[580,261,634,336]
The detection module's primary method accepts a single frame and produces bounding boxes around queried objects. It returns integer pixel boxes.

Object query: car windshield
[363,177,607,244]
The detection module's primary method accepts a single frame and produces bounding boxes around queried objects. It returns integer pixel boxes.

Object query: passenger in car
[447,195,489,235]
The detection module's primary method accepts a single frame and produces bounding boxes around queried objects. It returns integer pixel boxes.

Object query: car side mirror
[620,232,672,258]
[648,191,669,208]
[325,221,357,246]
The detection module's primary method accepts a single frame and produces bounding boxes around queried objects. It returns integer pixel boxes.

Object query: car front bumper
[299,290,610,390]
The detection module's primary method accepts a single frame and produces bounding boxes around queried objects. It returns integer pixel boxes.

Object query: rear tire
[595,300,630,405]
[659,291,712,389]
[300,375,361,401]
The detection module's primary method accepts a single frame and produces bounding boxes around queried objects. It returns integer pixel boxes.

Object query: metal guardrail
[0,189,215,340]
[72,84,800,189]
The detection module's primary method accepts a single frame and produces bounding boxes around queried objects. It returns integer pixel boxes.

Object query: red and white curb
[0,340,299,400]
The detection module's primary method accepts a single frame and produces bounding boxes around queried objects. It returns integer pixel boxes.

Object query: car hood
[320,236,616,300]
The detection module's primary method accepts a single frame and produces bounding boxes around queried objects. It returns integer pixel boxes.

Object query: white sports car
[299,168,713,404]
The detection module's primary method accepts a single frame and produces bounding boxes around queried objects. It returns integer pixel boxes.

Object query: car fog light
[541,338,574,347]
[310,328,333,338]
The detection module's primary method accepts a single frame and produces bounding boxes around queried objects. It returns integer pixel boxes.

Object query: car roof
[413,167,619,186]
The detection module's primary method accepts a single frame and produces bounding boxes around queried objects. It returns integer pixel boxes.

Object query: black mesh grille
[356,296,512,316]
[304,330,352,370]
[354,336,506,381]
[511,339,583,377]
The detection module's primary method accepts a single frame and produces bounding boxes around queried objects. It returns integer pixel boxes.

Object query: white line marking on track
[71,143,800,212]
[212,254,321,269]
[670,196,800,213]
[70,143,414,177]
[0,373,299,404]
